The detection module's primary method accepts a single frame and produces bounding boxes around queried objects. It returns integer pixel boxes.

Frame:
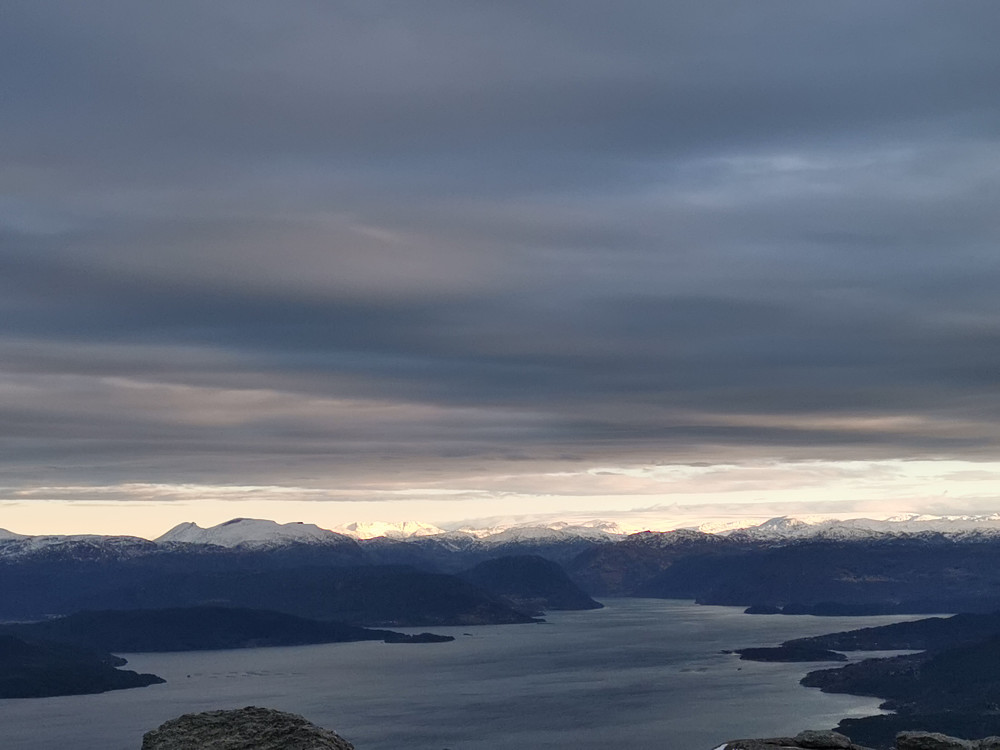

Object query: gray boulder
[896,732,980,750]
[795,730,854,748]
[895,732,976,750]
[141,706,354,750]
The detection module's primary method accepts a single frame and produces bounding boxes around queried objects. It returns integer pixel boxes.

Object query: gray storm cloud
[1,1,999,490]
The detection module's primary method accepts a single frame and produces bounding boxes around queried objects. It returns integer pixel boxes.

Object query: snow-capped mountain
[9,512,1000,559]
[0,533,157,561]
[453,519,629,542]
[333,520,446,540]
[156,518,352,548]
[709,513,1000,542]
[327,518,628,545]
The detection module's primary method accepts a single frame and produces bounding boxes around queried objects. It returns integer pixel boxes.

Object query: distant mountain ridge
[705,513,1000,542]
[10,513,1000,554]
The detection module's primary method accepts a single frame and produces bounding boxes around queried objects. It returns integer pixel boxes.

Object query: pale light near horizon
[2,457,997,539]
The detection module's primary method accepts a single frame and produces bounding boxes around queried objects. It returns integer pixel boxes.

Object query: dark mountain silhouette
[569,535,1000,614]
[459,555,602,615]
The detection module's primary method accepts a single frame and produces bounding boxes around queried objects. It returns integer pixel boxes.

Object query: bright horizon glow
[2,457,997,539]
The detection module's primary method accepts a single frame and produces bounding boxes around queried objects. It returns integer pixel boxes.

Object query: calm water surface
[0,599,922,749]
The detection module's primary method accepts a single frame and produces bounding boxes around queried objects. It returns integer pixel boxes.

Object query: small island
[735,645,848,662]
[382,632,455,644]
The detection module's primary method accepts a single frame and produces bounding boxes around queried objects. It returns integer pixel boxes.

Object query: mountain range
[8,512,1000,626]
[10,513,1000,560]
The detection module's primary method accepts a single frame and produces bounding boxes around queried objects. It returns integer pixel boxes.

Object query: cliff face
[141,707,354,750]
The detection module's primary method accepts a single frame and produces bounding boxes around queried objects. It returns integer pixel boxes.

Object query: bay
[0,599,922,749]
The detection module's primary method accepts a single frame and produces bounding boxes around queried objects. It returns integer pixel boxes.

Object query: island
[0,634,163,698]
[0,606,455,653]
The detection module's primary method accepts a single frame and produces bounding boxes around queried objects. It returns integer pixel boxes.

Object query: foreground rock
[895,733,1000,750]
[717,730,867,749]
[716,731,1000,750]
[142,706,354,750]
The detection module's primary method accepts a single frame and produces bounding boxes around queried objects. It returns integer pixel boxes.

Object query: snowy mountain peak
[155,518,348,548]
[756,516,813,532]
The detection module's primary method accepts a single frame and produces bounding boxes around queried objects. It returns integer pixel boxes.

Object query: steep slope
[567,529,731,595]
[460,555,602,614]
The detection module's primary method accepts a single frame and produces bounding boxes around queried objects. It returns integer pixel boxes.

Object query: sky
[3,1,1000,538]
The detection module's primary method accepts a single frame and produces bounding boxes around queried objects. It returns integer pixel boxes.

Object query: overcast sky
[3,1,1000,536]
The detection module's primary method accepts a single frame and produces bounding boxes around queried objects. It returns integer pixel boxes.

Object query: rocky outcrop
[717,730,1000,750]
[717,730,867,749]
[141,706,354,750]
[895,732,1000,750]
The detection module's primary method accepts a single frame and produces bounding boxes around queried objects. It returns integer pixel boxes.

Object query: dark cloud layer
[2,1,999,490]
